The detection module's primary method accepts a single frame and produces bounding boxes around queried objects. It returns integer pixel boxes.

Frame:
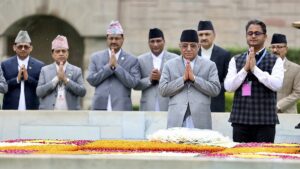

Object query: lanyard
[256,49,267,66]
[243,49,267,66]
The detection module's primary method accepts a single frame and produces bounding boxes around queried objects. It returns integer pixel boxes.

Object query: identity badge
[242,81,252,96]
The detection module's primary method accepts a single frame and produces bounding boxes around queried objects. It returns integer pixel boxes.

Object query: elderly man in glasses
[1,30,44,110]
[159,29,220,129]
[269,33,300,114]
[224,20,284,143]
[36,35,86,110]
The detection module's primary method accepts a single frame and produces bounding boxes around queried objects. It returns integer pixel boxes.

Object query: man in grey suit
[87,21,140,110]
[159,29,221,129]
[37,35,86,110]
[135,28,177,111]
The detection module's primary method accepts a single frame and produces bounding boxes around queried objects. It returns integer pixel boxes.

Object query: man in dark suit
[197,20,231,112]
[1,30,44,110]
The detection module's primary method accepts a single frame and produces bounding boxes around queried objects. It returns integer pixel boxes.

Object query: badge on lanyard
[242,81,252,96]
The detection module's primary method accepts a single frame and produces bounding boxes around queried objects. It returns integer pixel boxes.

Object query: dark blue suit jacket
[1,56,44,110]
[199,45,231,112]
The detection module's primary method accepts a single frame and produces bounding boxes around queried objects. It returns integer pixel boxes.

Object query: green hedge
[225,92,300,114]
[168,47,300,65]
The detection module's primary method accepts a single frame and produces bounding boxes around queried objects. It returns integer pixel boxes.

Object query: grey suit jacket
[159,56,221,129]
[277,59,300,113]
[0,66,8,94]
[87,49,140,110]
[135,51,178,111]
[36,63,86,110]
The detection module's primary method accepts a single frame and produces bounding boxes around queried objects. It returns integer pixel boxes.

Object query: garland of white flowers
[147,128,237,148]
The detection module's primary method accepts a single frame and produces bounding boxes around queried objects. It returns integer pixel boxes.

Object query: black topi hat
[149,28,164,39]
[271,33,287,44]
[198,20,214,31]
[180,29,199,43]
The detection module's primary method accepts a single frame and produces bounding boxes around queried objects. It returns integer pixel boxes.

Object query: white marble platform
[0,110,299,143]
[0,154,299,169]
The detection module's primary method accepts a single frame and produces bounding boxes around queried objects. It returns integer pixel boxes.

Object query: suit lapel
[65,64,74,79]
[12,56,19,75]
[178,57,185,75]
[117,50,126,66]
[193,56,200,75]
[284,59,291,73]
[210,46,218,62]
[27,57,35,75]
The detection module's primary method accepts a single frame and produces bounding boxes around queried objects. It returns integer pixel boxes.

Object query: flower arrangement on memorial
[0,128,299,159]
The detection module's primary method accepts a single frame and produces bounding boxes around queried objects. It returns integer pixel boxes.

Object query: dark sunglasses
[16,45,31,50]
[54,49,68,54]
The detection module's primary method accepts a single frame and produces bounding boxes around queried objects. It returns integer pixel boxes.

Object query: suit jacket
[199,45,231,112]
[135,51,178,111]
[36,63,86,110]
[277,59,300,113]
[1,56,44,110]
[0,66,8,94]
[87,49,140,110]
[159,56,221,129]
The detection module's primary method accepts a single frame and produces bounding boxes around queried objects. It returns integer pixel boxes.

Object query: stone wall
[0,110,299,143]
[0,0,300,108]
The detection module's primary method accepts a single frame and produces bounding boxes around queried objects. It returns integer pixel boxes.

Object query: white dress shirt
[224,48,284,92]
[107,49,121,111]
[52,62,68,110]
[201,44,214,60]
[182,57,195,128]
[151,51,164,111]
[17,56,30,110]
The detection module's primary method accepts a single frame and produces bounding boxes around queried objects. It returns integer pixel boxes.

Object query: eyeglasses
[16,45,31,50]
[247,31,265,36]
[269,45,286,49]
[54,49,68,54]
[180,43,198,50]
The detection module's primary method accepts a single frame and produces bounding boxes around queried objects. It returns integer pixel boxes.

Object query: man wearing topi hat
[159,29,220,129]
[1,30,44,110]
[269,33,300,114]
[36,35,86,110]
[87,21,140,110]
[135,28,178,111]
[197,20,231,113]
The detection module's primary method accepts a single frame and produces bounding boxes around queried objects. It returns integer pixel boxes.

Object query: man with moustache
[87,21,140,110]
[225,20,284,143]
[159,29,220,129]
[135,28,177,111]
[36,35,86,110]
[197,20,231,112]
[270,33,300,114]
[1,30,44,110]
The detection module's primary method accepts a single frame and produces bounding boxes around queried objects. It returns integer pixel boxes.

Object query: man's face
[198,30,215,49]
[179,42,200,61]
[52,48,69,64]
[148,37,165,56]
[246,24,267,49]
[13,43,32,60]
[107,34,124,52]
[270,43,288,59]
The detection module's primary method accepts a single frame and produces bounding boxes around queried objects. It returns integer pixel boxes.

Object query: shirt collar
[151,51,164,60]
[201,44,214,53]
[17,56,30,67]
[55,61,68,71]
[108,49,121,60]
